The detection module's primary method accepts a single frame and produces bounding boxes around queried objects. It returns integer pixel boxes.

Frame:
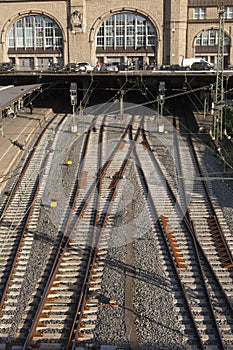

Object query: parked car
[118,63,128,71]
[77,62,94,72]
[191,61,214,71]
[0,62,15,72]
[65,63,80,72]
[100,62,119,72]
[47,63,64,72]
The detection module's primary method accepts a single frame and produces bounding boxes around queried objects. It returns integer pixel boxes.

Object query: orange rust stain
[34,332,44,337]
[159,215,186,269]
[141,140,149,150]
[80,171,88,189]
[119,140,126,150]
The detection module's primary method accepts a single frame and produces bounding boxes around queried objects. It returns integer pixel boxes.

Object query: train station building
[0,0,233,70]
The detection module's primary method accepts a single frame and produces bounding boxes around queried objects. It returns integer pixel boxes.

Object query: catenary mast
[212,2,225,141]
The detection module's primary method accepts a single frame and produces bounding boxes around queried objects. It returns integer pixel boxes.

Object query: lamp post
[72,30,76,63]
[171,28,175,66]
[70,82,77,132]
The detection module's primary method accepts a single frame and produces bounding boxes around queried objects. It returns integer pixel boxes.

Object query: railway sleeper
[3,297,19,305]
[36,322,67,329]
[97,249,108,255]
[42,306,71,312]
[218,251,229,258]
[82,315,98,322]
[215,242,225,248]
[199,333,218,342]
[217,323,233,331]
[91,271,103,278]
[177,263,187,269]
[196,323,212,331]
[50,284,82,291]
[78,333,94,341]
[47,291,77,297]
[0,321,12,332]
[58,267,86,273]
[89,285,101,291]
[210,227,220,233]
[98,242,109,249]
[5,290,20,297]
[224,263,233,269]
[83,307,99,313]
[213,238,224,245]
[33,332,63,339]
[44,297,78,303]
[220,256,232,263]
[90,278,102,284]
[29,344,63,350]
[84,298,99,306]
[50,280,82,287]
[218,246,229,252]
[80,323,96,330]
[39,313,73,321]
[60,260,84,266]
[56,271,84,277]
[222,334,233,341]
[190,306,212,313]
[211,232,221,239]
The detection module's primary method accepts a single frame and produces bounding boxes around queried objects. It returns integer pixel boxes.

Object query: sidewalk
[0,108,53,194]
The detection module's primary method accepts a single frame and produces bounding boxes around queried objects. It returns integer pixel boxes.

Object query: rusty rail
[207,215,233,269]
[22,116,135,349]
[0,114,66,318]
[160,215,187,269]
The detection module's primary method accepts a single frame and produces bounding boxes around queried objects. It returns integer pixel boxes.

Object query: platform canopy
[0,84,41,113]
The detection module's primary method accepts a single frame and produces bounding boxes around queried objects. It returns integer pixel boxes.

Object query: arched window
[8,15,63,50]
[96,13,156,50]
[194,29,231,67]
[195,29,230,46]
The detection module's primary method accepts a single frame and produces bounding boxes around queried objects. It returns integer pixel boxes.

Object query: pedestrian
[7,108,14,118]
[20,100,24,111]
[94,60,100,71]
[29,102,33,114]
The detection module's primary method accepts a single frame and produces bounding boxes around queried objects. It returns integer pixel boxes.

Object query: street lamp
[171,28,175,66]
[72,30,76,63]
[70,82,78,132]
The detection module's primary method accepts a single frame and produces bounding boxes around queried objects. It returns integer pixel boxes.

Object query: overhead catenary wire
[1,79,231,188]
[98,83,216,116]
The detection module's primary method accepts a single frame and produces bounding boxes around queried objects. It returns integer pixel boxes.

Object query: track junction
[0,108,233,349]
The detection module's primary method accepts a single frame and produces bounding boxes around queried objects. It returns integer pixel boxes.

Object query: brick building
[0,0,232,70]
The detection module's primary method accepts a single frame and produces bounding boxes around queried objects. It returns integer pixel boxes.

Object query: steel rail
[0,113,65,222]
[142,119,233,349]
[21,115,100,349]
[0,113,67,318]
[188,134,233,268]
[22,116,134,349]
[66,115,106,348]
[134,126,206,349]
[173,115,233,311]
[172,124,226,349]
[70,119,141,349]
[182,106,233,268]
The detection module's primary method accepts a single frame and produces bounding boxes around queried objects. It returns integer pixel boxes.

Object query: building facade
[0,0,232,70]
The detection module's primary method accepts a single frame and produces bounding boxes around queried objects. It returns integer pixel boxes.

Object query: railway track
[0,113,68,341]
[20,114,143,349]
[0,112,232,349]
[143,116,233,349]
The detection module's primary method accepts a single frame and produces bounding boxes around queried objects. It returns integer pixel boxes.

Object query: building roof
[0,84,41,112]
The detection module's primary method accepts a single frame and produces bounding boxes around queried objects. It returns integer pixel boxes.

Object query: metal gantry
[212,2,225,141]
